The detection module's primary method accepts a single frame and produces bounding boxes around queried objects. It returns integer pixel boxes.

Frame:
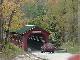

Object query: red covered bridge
[11,25,50,50]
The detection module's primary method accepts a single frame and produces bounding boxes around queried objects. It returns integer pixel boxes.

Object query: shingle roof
[16,25,37,34]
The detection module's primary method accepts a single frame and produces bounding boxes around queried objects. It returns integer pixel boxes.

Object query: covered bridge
[11,25,50,50]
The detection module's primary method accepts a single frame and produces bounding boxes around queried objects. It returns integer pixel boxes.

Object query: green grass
[61,41,80,54]
[1,43,24,60]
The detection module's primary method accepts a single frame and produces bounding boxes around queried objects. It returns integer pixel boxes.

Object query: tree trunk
[0,0,4,43]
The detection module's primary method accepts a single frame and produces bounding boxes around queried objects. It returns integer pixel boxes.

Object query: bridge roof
[16,25,37,34]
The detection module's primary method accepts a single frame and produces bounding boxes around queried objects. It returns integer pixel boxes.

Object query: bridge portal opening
[27,33,45,50]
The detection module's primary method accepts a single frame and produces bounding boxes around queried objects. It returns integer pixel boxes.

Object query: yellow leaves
[47,0,59,6]
[12,16,19,21]
[25,0,35,4]
[2,0,25,18]
[16,10,25,17]
[11,22,20,30]
[10,19,27,31]
[2,0,26,31]
[2,0,17,18]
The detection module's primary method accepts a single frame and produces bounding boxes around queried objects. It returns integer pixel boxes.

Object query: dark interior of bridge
[27,33,45,50]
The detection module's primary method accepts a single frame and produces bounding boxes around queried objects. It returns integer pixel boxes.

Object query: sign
[32,31,41,33]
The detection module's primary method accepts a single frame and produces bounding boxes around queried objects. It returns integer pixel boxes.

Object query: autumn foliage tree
[0,0,27,44]
[0,0,78,46]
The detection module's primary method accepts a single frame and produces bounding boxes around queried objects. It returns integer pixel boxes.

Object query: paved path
[12,52,43,60]
[32,51,72,60]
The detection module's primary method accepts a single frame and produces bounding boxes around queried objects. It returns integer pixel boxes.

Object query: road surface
[32,51,72,60]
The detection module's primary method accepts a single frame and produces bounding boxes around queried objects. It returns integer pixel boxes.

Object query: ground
[12,51,73,60]
[1,50,80,60]
[32,51,73,60]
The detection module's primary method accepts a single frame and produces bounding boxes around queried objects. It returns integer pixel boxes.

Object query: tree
[19,0,78,44]
[0,0,26,44]
[0,0,4,42]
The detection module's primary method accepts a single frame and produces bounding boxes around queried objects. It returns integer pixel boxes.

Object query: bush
[61,41,80,54]
[1,43,24,60]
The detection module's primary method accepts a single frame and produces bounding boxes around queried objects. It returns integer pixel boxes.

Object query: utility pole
[0,0,3,42]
